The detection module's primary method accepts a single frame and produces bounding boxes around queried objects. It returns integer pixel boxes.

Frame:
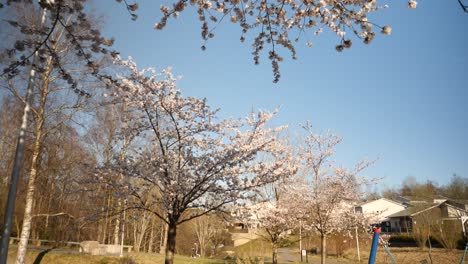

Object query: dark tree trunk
[164,221,177,264]
[272,242,278,264]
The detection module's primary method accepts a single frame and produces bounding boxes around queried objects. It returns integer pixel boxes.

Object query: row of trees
[381,175,468,200]
[239,126,374,264]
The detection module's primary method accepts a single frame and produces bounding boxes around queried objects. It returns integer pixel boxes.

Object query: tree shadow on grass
[32,247,56,264]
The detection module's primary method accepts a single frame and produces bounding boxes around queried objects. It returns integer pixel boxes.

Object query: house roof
[451,199,468,205]
[356,198,405,208]
[387,203,439,218]
[388,201,468,218]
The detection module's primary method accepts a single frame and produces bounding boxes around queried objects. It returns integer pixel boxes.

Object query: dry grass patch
[6,250,229,264]
[340,247,465,264]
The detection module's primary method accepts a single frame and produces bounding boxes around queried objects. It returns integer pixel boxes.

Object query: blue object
[368,227,381,264]
[383,242,397,264]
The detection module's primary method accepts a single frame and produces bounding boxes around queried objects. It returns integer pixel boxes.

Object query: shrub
[388,235,417,247]
[119,256,137,264]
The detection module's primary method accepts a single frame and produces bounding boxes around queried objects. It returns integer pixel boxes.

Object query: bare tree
[0,3,111,262]
[192,213,227,257]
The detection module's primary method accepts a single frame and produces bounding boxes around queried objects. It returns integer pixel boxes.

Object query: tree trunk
[272,243,278,264]
[15,59,51,264]
[164,222,177,264]
[148,218,155,253]
[320,233,327,264]
[114,200,121,245]
[101,193,111,243]
[134,211,150,252]
[160,222,168,254]
[200,242,205,258]
[15,119,44,264]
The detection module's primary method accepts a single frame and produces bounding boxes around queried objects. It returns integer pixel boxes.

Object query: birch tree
[100,57,294,264]
[0,2,112,263]
[84,104,136,245]
[192,213,228,257]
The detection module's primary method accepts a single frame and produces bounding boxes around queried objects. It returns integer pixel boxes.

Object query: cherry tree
[297,124,374,264]
[2,0,418,83]
[240,181,302,264]
[99,57,294,264]
[150,0,417,82]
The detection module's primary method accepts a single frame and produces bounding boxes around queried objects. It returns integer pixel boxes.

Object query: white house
[354,198,406,231]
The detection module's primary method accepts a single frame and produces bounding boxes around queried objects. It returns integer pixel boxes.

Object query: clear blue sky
[91,1,467,192]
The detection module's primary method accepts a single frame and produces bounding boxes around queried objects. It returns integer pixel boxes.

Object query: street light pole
[0,9,47,264]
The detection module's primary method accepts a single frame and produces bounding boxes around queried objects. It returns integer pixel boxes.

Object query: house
[387,199,468,233]
[354,198,407,232]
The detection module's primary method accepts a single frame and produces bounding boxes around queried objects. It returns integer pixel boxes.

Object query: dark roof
[452,199,468,205]
[394,196,429,205]
[387,203,439,218]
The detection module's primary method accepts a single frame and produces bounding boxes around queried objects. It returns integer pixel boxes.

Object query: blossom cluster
[154,0,417,82]
[101,57,295,223]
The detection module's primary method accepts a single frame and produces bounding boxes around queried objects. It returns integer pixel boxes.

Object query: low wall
[79,241,132,255]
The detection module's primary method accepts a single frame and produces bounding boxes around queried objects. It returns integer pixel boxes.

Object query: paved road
[277,247,299,263]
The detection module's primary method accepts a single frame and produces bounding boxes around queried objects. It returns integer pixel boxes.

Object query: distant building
[354,198,407,232]
[387,199,468,233]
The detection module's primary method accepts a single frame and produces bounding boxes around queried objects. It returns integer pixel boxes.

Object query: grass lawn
[319,246,467,264]
[231,239,272,258]
[6,250,230,264]
[5,244,467,264]
[372,247,466,264]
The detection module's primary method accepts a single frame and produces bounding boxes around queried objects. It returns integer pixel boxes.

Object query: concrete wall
[79,241,131,255]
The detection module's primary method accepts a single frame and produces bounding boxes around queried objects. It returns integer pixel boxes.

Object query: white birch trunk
[114,214,120,245]
[148,218,155,253]
[160,222,168,254]
[15,47,51,264]
[14,98,44,264]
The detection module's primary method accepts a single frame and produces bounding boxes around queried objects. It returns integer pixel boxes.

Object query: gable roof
[450,199,468,206]
[357,198,405,208]
[388,201,468,218]
[387,203,439,218]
